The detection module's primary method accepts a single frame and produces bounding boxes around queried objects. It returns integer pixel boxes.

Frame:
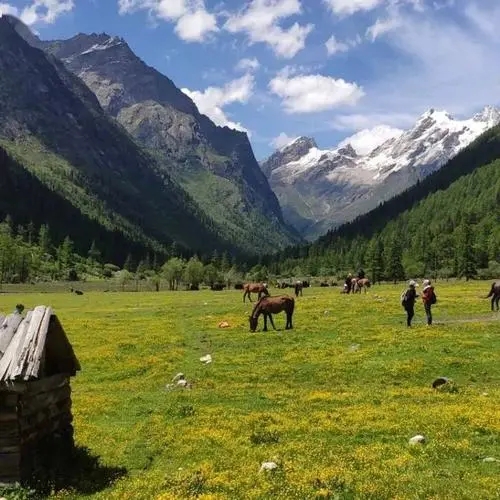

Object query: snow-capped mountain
[261,106,500,239]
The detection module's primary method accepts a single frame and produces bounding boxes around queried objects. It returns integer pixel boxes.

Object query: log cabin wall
[0,374,75,484]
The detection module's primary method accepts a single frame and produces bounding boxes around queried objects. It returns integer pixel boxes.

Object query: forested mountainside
[0,16,240,264]
[262,108,500,239]
[262,125,500,280]
[39,28,300,252]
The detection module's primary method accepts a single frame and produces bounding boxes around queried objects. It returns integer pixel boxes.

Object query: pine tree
[386,234,405,283]
[456,221,476,280]
[368,238,384,284]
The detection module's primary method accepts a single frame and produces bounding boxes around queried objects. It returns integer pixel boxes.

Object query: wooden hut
[0,305,80,484]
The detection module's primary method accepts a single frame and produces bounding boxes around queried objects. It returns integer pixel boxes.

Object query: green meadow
[0,281,499,499]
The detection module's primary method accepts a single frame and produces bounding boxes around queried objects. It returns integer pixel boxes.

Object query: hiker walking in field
[401,280,419,327]
[421,279,437,325]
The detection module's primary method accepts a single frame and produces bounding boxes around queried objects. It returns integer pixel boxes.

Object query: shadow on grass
[12,440,128,499]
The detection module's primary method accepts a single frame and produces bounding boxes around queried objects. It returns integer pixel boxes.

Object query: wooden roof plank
[10,307,46,381]
[25,307,52,380]
[0,314,24,358]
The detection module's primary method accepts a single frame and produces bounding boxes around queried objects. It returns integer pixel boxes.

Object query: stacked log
[0,374,74,484]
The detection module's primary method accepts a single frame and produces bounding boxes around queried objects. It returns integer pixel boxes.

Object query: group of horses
[343,277,371,294]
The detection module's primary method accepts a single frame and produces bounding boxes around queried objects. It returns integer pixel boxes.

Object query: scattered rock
[218,321,230,328]
[200,354,212,364]
[432,377,450,389]
[259,461,278,472]
[323,310,330,315]
[172,373,185,383]
[348,343,361,352]
[409,434,426,445]
[482,457,498,463]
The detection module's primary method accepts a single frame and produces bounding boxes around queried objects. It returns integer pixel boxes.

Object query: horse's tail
[288,296,295,315]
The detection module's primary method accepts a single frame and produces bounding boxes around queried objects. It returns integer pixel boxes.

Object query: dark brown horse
[249,295,295,332]
[243,282,269,303]
[294,281,303,297]
[486,281,500,311]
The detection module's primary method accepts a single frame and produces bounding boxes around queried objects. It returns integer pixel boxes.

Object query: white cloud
[0,3,18,17]
[269,72,365,113]
[325,35,350,55]
[334,2,500,134]
[323,0,383,16]
[235,57,260,72]
[331,112,415,131]
[225,0,313,58]
[270,132,298,149]
[338,125,403,154]
[3,0,74,25]
[366,15,401,40]
[181,74,254,133]
[118,0,218,42]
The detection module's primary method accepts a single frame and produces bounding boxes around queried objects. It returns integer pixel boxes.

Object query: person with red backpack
[421,279,437,325]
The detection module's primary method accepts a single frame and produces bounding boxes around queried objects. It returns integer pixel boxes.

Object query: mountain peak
[472,105,500,125]
[280,136,317,153]
[0,14,43,48]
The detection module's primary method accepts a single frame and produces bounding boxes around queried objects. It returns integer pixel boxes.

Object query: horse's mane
[250,297,266,318]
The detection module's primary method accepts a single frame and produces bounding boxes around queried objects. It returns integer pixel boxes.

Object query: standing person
[401,280,419,327]
[357,268,365,280]
[345,273,353,294]
[421,279,436,325]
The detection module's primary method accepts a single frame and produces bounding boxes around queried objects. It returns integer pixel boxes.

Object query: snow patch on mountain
[262,105,500,239]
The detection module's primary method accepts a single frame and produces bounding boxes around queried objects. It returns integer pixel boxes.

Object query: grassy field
[0,281,499,499]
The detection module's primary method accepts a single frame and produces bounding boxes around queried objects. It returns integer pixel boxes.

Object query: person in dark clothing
[357,268,365,280]
[421,279,436,325]
[345,273,353,294]
[402,280,419,327]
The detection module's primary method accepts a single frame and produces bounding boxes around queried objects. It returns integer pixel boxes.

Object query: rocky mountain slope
[0,16,234,263]
[39,29,299,253]
[262,107,500,240]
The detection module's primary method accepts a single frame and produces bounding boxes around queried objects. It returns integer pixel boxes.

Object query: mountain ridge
[0,16,238,262]
[37,26,300,252]
[262,106,500,239]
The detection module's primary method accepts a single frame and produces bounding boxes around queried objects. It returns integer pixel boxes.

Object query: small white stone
[172,372,185,382]
[482,457,497,463]
[177,379,189,387]
[259,461,278,472]
[409,434,426,445]
[200,354,212,364]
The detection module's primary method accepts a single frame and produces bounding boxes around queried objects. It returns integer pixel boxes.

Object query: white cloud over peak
[338,124,403,154]
[332,1,500,136]
[182,74,254,133]
[235,57,260,72]
[270,132,298,149]
[0,0,74,25]
[224,0,313,58]
[118,0,218,42]
[0,3,18,16]
[269,72,364,113]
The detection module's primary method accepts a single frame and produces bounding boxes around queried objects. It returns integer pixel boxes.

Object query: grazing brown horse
[249,295,295,332]
[243,282,269,303]
[485,281,500,311]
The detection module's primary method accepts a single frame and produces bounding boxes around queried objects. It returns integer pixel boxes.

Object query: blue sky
[2,0,500,159]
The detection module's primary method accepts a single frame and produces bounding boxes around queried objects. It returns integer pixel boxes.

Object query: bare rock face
[40,30,300,252]
[261,108,500,240]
